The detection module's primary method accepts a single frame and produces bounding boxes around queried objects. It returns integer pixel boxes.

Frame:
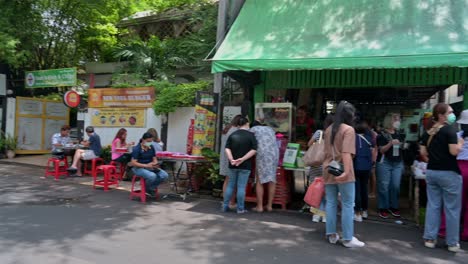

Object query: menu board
[192,92,218,156]
[90,108,146,127]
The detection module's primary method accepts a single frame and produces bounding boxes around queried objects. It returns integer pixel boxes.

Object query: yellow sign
[90,108,146,127]
[192,105,216,155]
[88,87,155,108]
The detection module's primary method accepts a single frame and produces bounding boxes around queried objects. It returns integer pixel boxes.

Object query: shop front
[212,0,468,208]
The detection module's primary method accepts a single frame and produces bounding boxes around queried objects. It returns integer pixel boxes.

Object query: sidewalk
[0,155,418,224]
[0,161,466,264]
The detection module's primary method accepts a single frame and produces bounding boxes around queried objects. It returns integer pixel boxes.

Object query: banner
[25,68,77,88]
[90,108,146,127]
[88,87,155,108]
[192,92,218,156]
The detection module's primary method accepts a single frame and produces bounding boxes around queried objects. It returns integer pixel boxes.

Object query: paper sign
[90,108,146,127]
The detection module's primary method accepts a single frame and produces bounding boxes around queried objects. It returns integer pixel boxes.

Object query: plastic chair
[93,165,119,191]
[45,156,69,180]
[83,157,104,177]
[130,175,159,203]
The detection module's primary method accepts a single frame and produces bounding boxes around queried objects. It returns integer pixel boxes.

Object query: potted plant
[201,148,223,197]
[1,132,18,159]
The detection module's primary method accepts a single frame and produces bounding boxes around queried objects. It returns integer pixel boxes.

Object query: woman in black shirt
[420,103,463,252]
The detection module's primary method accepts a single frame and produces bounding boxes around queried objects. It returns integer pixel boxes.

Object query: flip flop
[67,167,78,173]
[251,207,264,213]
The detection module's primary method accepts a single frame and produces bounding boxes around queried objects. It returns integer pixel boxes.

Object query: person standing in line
[220,115,242,209]
[250,119,279,212]
[308,114,334,223]
[376,113,404,219]
[322,101,365,248]
[67,126,102,177]
[420,103,463,252]
[223,117,257,214]
[353,121,375,222]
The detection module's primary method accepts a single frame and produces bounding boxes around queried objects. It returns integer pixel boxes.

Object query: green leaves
[152,80,212,115]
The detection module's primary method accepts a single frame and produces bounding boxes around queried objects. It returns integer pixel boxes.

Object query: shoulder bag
[303,131,325,166]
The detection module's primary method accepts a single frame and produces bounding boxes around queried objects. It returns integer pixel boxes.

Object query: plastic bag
[304,177,325,208]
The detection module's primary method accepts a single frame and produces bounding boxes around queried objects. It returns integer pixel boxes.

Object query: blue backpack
[354,134,373,171]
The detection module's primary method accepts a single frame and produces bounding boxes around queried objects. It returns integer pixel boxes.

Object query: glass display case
[255,102,294,140]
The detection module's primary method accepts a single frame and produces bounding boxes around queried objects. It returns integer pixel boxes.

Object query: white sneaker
[362,210,368,219]
[312,214,321,223]
[448,243,461,253]
[343,237,365,248]
[328,233,340,244]
[321,216,327,223]
[424,240,436,249]
[354,214,363,222]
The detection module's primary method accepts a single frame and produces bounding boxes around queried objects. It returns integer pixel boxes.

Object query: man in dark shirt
[67,126,102,176]
[223,117,257,214]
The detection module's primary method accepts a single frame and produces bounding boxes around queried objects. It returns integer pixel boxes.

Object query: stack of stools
[93,165,119,191]
[45,156,69,180]
[109,161,126,180]
[130,175,159,203]
[83,157,104,177]
[272,167,292,210]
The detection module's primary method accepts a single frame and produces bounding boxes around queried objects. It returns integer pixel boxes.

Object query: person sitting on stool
[130,132,169,197]
[67,126,102,177]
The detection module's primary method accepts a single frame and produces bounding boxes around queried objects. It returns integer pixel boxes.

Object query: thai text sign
[88,87,155,108]
[25,68,77,88]
[90,108,146,127]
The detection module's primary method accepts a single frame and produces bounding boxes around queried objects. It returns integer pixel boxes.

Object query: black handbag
[327,148,344,177]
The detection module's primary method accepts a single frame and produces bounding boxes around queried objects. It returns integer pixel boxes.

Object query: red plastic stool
[93,165,119,191]
[110,161,126,180]
[83,157,104,177]
[45,157,69,180]
[130,175,159,203]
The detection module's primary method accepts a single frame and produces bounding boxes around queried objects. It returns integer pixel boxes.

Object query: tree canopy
[0,0,214,70]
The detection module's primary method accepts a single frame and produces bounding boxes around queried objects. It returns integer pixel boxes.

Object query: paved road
[0,162,466,264]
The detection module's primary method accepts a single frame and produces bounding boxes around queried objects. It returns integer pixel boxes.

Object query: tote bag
[303,131,325,166]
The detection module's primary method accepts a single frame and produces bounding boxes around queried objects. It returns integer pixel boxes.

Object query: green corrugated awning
[212,0,468,73]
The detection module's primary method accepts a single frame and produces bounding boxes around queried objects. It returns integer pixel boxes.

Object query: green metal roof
[212,0,468,73]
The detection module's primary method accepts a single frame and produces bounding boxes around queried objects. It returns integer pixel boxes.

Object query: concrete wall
[83,107,195,154]
[166,107,195,153]
[5,97,15,137]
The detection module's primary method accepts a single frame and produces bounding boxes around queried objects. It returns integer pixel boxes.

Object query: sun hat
[457,110,468,124]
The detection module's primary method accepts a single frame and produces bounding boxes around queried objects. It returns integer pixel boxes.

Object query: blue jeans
[132,167,169,191]
[423,170,462,246]
[376,159,403,209]
[325,182,355,241]
[224,169,251,212]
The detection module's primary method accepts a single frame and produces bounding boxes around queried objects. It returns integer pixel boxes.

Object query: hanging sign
[63,90,81,108]
[88,87,155,108]
[25,68,77,88]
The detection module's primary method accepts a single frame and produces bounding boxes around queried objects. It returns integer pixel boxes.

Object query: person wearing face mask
[376,113,404,219]
[130,132,169,198]
[438,109,468,242]
[420,103,464,252]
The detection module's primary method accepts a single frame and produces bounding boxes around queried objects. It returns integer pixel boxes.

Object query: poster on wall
[90,108,146,127]
[17,117,43,151]
[88,87,155,108]
[46,102,68,117]
[18,98,43,115]
[192,92,218,156]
